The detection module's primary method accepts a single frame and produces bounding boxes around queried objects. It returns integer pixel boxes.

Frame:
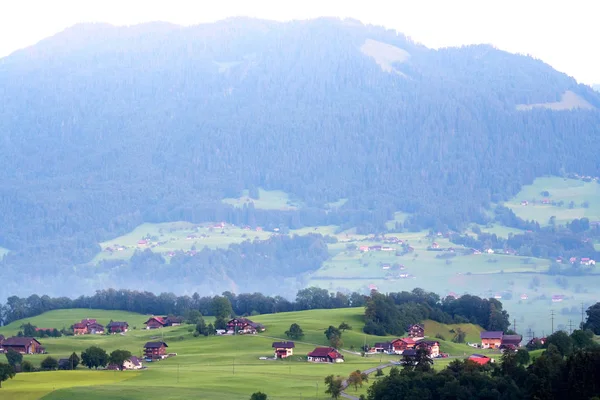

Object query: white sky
[1,0,599,84]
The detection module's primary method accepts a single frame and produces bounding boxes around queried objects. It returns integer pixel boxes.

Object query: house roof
[480,331,503,339]
[2,337,41,347]
[374,342,391,348]
[128,356,141,366]
[468,354,491,365]
[408,324,424,329]
[145,316,166,325]
[402,349,417,357]
[73,323,87,329]
[107,321,129,327]
[272,341,295,349]
[392,337,416,345]
[81,319,97,325]
[88,323,104,329]
[165,316,183,324]
[144,341,168,348]
[417,340,439,346]
[501,335,523,345]
[308,347,343,359]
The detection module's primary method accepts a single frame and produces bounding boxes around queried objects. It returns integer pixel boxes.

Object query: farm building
[307,347,344,363]
[372,342,392,353]
[144,316,183,329]
[107,321,129,333]
[144,341,168,359]
[480,332,522,349]
[407,324,425,338]
[2,337,44,354]
[272,342,295,358]
[226,318,265,334]
[500,335,523,349]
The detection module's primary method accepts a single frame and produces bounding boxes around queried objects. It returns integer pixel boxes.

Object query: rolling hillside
[1,18,600,298]
[0,308,485,400]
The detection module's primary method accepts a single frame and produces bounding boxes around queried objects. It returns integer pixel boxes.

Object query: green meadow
[222,188,304,210]
[505,176,600,226]
[1,308,482,400]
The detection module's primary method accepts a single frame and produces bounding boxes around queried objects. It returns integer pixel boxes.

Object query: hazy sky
[1,0,599,84]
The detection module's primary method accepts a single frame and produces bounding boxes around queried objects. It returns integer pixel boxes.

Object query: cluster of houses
[0,336,45,354]
[270,341,345,363]
[72,319,129,335]
[479,331,522,349]
[225,318,266,334]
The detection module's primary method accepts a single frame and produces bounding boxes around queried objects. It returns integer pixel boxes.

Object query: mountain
[593,84,600,92]
[1,18,599,298]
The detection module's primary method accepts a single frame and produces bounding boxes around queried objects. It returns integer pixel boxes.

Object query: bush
[435,333,446,341]
[21,360,35,372]
[41,356,58,371]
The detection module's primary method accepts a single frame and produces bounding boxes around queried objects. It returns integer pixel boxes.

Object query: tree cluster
[364,289,510,336]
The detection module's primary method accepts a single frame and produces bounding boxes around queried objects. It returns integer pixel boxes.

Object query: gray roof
[480,331,503,339]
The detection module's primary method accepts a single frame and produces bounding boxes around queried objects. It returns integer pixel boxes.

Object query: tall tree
[324,375,343,399]
[0,363,15,388]
[4,349,22,368]
[285,323,304,340]
[108,350,132,371]
[81,346,108,369]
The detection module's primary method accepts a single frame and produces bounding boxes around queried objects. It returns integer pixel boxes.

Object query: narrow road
[340,363,393,400]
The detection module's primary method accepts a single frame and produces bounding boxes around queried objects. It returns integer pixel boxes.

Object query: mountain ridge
[0,18,599,298]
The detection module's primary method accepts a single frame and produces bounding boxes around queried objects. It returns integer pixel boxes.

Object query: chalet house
[520,294,528,300]
[369,245,382,251]
[272,342,295,358]
[72,323,87,335]
[307,347,344,363]
[227,318,265,334]
[107,321,129,333]
[372,342,392,353]
[2,337,43,354]
[359,246,369,252]
[468,354,493,365]
[391,338,416,354]
[416,340,440,358]
[500,335,523,349]
[144,341,168,359]
[123,356,143,370]
[480,331,504,349]
[407,324,425,338]
[144,316,167,329]
[552,295,564,303]
[72,319,104,335]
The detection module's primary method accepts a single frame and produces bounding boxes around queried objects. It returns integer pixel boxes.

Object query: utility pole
[527,328,533,342]
[568,320,573,334]
[551,310,555,334]
[513,319,517,333]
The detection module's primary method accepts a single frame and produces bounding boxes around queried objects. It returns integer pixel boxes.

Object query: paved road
[340,363,393,400]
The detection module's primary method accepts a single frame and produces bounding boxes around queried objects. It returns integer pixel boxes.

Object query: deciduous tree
[109,350,132,371]
[81,346,108,369]
[285,323,304,340]
[324,375,343,399]
[0,363,15,388]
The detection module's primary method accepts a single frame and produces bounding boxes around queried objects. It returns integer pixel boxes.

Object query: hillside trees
[0,19,599,299]
[0,363,15,388]
[109,350,132,370]
[324,375,343,399]
[285,323,304,340]
[583,302,600,334]
[40,356,58,371]
[4,349,22,368]
[81,346,108,369]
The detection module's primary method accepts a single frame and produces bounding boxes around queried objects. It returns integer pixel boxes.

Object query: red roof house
[391,338,416,353]
[107,321,129,333]
[307,347,344,363]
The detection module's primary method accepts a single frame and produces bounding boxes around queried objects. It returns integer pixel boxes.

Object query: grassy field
[1,308,480,400]
[505,176,600,226]
[222,188,304,210]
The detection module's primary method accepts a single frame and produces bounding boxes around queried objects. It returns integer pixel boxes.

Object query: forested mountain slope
[1,18,599,298]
